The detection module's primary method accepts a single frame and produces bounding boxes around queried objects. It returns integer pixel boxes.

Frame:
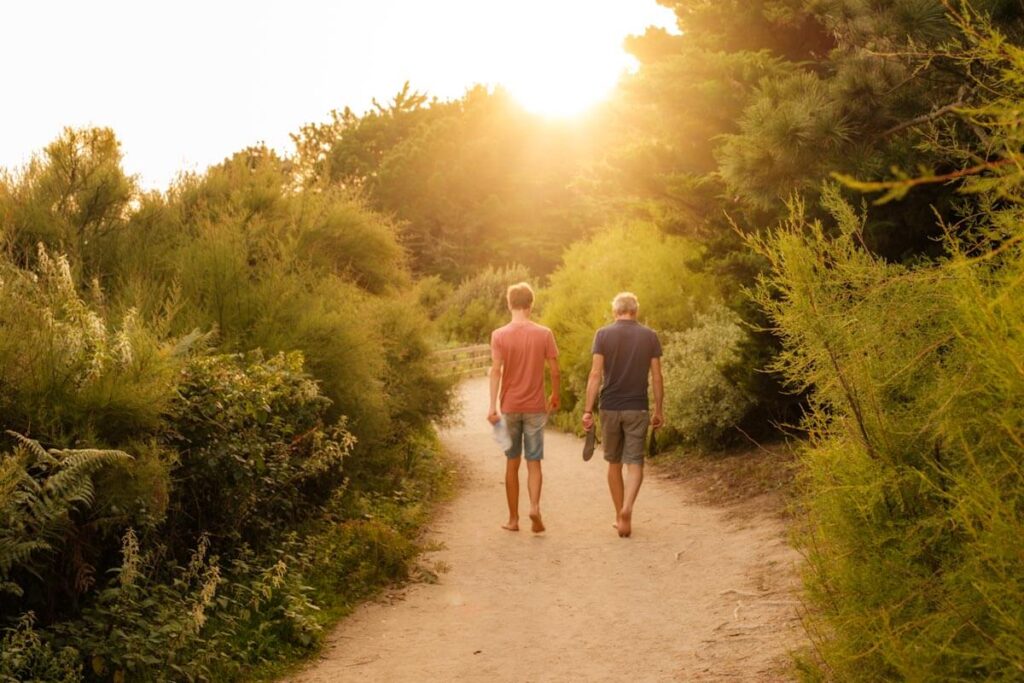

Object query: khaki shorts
[600,409,649,465]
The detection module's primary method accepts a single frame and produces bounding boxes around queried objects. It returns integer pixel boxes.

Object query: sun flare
[0,1,676,187]
[502,60,630,119]
[476,2,674,119]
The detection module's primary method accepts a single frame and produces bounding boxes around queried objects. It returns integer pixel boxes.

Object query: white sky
[1,1,675,190]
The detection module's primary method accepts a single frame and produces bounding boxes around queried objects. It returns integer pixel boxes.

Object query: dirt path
[288,378,805,682]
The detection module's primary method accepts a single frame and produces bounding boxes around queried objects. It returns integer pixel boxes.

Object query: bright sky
[1,1,675,190]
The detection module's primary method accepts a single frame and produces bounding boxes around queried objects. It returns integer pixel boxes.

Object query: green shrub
[0,247,182,446]
[753,188,1024,680]
[164,352,353,553]
[0,127,454,682]
[141,150,445,441]
[52,530,324,682]
[374,298,456,429]
[54,531,228,681]
[90,440,175,535]
[0,127,134,274]
[0,613,82,683]
[294,189,408,294]
[305,519,415,602]
[541,222,718,417]
[434,264,531,343]
[661,305,754,448]
[412,274,453,316]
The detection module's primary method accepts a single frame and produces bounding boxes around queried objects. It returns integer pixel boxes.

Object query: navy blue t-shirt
[592,319,662,411]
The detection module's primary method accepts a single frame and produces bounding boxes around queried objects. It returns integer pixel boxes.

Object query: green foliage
[372,297,456,432]
[291,82,435,192]
[656,0,833,58]
[0,127,134,272]
[294,189,407,294]
[0,433,131,599]
[0,124,453,680]
[412,274,454,315]
[541,223,717,415]
[718,71,852,211]
[753,186,1024,679]
[54,532,231,681]
[57,142,452,447]
[611,47,791,225]
[0,246,182,446]
[601,0,1024,437]
[295,85,598,279]
[164,352,353,553]
[660,305,754,448]
[89,440,174,535]
[434,264,531,343]
[45,427,448,683]
[304,520,415,603]
[0,613,82,683]
[612,7,1024,677]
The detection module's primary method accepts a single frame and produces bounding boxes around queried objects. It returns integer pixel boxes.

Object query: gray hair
[611,292,639,316]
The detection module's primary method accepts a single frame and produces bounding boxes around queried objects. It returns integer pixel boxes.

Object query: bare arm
[581,354,604,431]
[488,346,503,424]
[547,357,561,412]
[650,357,664,429]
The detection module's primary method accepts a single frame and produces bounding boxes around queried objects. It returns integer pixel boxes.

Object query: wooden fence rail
[433,344,491,379]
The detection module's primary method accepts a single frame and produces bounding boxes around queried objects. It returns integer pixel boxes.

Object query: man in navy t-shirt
[581,292,664,538]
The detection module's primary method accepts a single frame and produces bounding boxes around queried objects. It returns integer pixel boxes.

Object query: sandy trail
[289,378,804,682]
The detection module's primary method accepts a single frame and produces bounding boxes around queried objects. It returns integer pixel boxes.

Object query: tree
[614,1,1024,253]
[0,127,134,272]
[295,85,600,280]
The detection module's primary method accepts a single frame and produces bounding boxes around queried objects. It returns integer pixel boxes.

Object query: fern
[0,431,131,596]
[6,431,58,468]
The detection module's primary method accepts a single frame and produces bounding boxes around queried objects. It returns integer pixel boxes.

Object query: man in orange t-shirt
[488,282,560,533]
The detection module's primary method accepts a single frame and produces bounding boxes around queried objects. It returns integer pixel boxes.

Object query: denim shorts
[503,412,547,461]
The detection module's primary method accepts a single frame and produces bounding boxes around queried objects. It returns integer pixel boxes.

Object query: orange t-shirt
[490,321,558,413]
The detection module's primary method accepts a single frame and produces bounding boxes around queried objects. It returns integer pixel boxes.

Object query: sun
[502,58,629,119]
[481,2,674,119]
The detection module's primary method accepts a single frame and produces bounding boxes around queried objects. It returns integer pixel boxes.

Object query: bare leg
[526,460,545,532]
[503,457,521,531]
[617,464,644,538]
[607,463,624,528]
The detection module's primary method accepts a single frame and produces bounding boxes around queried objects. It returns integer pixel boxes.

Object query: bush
[434,264,531,343]
[0,127,454,682]
[50,530,322,682]
[164,352,353,554]
[0,246,182,446]
[0,127,134,274]
[294,189,408,294]
[0,613,82,683]
[753,188,1024,680]
[661,305,754,448]
[412,274,453,315]
[305,520,415,601]
[541,222,718,417]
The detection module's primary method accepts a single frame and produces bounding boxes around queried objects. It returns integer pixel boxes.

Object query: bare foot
[502,519,519,531]
[617,509,632,538]
[529,511,545,533]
